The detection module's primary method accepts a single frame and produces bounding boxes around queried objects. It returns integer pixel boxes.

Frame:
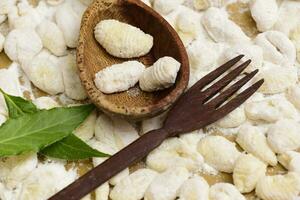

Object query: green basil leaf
[0,89,38,118]
[41,134,110,160]
[0,104,95,157]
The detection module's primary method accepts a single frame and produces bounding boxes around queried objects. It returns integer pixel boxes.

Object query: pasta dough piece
[178,175,209,200]
[216,106,246,128]
[221,44,263,73]
[61,54,87,100]
[245,96,298,122]
[254,31,296,66]
[153,0,184,15]
[110,169,158,200]
[22,50,64,95]
[202,7,250,44]
[4,28,42,64]
[278,151,300,173]
[94,19,153,58]
[249,0,278,32]
[236,124,277,166]
[139,57,180,92]
[74,110,97,142]
[144,167,190,200]
[255,172,300,200]
[36,19,67,56]
[273,0,300,36]
[0,153,38,189]
[233,154,266,193]
[95,61,145,94]
[197,136,241,173]
[286,85,300,110]
[255,62,297,94]
[55,2,81,48]
[146,138,203,172]
[267,119,300,154]
[19,162,78,200]
[33,97,59,110]
[209,183,246,200]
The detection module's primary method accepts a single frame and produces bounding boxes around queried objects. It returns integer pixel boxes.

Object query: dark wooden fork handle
[49,128,168,200]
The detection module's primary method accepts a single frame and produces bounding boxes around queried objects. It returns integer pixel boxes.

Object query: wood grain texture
[77,0,189,121]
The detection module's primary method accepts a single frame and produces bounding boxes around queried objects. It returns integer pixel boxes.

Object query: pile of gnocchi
[0,0,300,200]
[93,19,181,94]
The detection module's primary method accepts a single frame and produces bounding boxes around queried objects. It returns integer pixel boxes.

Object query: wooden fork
[49,55,264,200]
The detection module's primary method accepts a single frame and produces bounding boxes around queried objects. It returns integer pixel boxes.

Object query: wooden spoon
[77,0,189,121]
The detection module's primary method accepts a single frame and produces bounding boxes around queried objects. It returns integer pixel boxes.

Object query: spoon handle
[49,128,168,200]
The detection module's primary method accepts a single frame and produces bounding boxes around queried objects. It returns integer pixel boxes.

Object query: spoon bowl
[77,0,189,120]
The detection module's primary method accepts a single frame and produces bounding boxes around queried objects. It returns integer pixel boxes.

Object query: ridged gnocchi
[236,124,277,166]
[209,183,245,200]
[255,172,300,200]
[74,110,97,142]
[216,106,246,128]
[61,54,87,100]
[4,28,42,64]
[139,57,180,92]
[245,96,298,122]
[254,31,296,66]
[36,19,67,56]
[233,154,266,193]
[255,62,297,94]
[94,19,153,58]
[146,138,203,172]
[267,119,300,154]
[249,0,278,32]
[55,2,81,48]
[278,151,300,173]
[94,61,145,94]
[202,7,250,44]
[221,44,263,73]
[144,167,190,200]
[110,169,158,200]
[286,85,300,110]
[153,0,184,15]
[178,175,209,200]
[197,136,241,173]
[22,50,64,95]
[193,0,225,10]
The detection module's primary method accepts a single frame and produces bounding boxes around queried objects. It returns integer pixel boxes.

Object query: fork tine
[214,79,264,117]
[207,69,259,108]
[202,59,251,102]
[189,55,245,91]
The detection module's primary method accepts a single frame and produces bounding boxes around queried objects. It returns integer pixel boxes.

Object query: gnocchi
[255,172,300,200]
[55,2,81,48]
[4,28,43,64]
[139,57,180,92]
[233,154,266,193]
[236,124,277,166]
[278,151,300,173]
[255,62,297,94]
[22,50,64,95]
[36,19,67,56]
[209,183,245,200]
[286,85,300,110]
[144,167,190,200]
[94,19,153,58]
[178,175,210,200]
[254,31,296,66]
[267,119,300,154]
[61,54,87,100]
[202,7,250,44]
[0,33,4,53]
[153,0,184,15]
[249,0,278,32]
[110,169,158,200]
[197,136,241,173]
[94,61,145,94]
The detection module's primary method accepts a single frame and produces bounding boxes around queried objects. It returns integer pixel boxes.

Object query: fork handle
[49,128,168,200]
